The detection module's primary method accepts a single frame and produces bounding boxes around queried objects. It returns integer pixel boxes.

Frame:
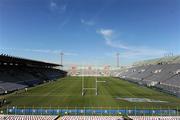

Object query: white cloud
[1,48,78,56]
[50,0,67,13]
[97,28,168,58]
[81,19,95,26]
[50,1,57,9]
[63,52,78,56]
[59,4,66,12]
[97,29,113,38]
[58,18,70,30]
[97,29,129,49]
[50,1,58,10]
[120,48,166,58]
[24,48,61,54]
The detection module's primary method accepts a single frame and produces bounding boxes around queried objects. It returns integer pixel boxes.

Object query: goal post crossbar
[83,88,97,90]
[81,65,106,96]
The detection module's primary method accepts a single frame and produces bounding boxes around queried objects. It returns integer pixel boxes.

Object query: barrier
[4,107,178,116]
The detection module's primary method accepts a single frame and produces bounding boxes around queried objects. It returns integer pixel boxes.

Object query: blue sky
[0,0,180,67]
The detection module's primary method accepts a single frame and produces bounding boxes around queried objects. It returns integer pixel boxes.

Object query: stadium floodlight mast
[60,52,64,69]
[116,52,120,68]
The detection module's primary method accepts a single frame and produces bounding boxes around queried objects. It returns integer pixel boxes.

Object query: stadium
[0,0,180,120]
[0,55,180,119]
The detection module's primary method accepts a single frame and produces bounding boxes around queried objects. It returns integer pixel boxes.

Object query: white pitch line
[96,81,106,83]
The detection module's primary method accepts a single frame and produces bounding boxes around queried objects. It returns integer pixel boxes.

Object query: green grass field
[3,76,180,109]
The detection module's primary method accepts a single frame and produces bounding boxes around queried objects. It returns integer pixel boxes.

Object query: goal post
[81,65,106,96]
[81,65,97,96]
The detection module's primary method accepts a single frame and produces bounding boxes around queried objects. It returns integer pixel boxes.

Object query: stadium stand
[68,65,111,76]
[0,115,58,120]
[60,116,124,120]
[0,82,27,94]
[71,68,102,76]
[1,115,179,120]
[129,116,180,120]
[133,56,180,66]
[112,56,180,97]
[0,54,67,94]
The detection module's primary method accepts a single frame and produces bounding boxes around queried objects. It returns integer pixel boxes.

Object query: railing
[1,107,179,116]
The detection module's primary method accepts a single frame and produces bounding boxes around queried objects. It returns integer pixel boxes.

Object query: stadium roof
[0,54,61,67]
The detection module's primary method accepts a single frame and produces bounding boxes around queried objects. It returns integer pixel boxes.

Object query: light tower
[116,52,120,67]
[60,52,64,69]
